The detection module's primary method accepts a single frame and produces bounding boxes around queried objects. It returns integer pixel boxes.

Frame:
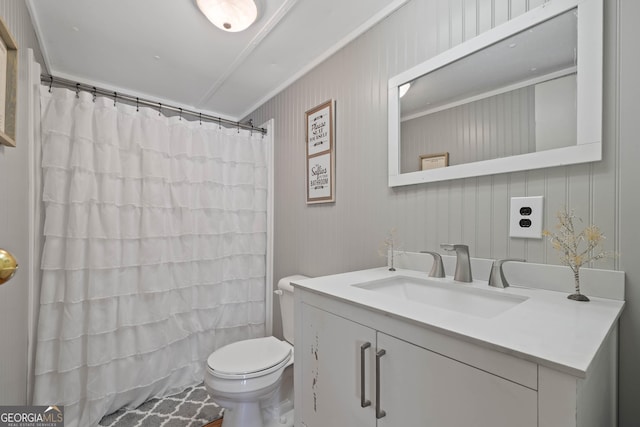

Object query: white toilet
[204,275,306,427]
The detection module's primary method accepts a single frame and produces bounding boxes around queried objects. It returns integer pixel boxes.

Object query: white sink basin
[353,275,528,318]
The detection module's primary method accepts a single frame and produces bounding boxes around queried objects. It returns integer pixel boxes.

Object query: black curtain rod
[40,74,267,135]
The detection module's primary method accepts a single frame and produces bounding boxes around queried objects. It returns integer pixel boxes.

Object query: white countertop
[292,267,625,378]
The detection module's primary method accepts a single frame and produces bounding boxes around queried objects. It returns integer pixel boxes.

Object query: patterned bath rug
[99,383,223,427]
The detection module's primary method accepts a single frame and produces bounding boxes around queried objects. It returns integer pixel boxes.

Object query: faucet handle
[440,243,465,252]
[420,251,445,278]
[488,258,526,288]
[440,243,466,252]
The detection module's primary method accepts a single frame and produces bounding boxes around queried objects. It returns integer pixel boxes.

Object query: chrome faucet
[420,251,445,278]
[488,258,526,288]
[440,244,472,282]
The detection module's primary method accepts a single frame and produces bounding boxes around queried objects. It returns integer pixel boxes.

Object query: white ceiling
[27,0,408,121]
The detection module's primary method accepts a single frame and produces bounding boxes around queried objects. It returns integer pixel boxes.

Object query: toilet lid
[207,336,292,376]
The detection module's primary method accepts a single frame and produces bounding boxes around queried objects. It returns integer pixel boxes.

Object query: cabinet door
[298,303,376,427]
[377,333,537,427]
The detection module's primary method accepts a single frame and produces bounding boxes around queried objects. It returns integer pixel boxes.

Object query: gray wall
[0,1,44,404]
[617,1,640,424]
[247,0,640,425]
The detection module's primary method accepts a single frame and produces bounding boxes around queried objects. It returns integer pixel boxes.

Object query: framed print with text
[419,152,449,171]
[306,100,335,204]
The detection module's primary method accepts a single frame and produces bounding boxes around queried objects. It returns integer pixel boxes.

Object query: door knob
[0,248,18,285]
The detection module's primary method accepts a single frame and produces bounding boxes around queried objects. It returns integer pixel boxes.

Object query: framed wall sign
[306,100,335,204]
[420,152,449,171]
[0,17,18,148]
[306,100,333,156]
[307,152,332,201]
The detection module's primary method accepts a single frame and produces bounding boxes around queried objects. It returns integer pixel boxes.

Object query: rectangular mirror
[388,0,602,187]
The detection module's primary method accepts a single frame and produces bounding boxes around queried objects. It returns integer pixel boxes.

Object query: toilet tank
[277,275,308,345]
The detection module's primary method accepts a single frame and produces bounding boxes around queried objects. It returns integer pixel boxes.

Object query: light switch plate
[510,196,544,238]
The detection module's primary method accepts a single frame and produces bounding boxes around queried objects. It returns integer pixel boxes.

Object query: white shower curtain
[33,86,269,426]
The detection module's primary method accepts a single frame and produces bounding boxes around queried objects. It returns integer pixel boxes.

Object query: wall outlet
[509,196,544,238]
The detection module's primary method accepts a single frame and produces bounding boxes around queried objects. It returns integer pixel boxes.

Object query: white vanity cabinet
[297,299,536,427]
[294,278,620,427]
[377,332,536,426]
[298,301,375,426]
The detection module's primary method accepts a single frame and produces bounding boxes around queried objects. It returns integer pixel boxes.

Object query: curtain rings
[92,87,97,102]
[75,83,80,98]
[158,103,162,116]
[179,108,183,121]
[113,92,117,107]
[218,118,221,130]
[136,97,139,112]
[49,76,53,93]
[199,113,202,125]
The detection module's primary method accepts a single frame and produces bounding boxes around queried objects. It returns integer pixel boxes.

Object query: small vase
[567,268,590,302]
[388,249,396,271]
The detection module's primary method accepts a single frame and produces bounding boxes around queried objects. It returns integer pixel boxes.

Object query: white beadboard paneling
[476,176,493,255]
[247,0,634,422]
[494,0,511,26]
[491,174,510,258]
[450,0,464,46]
[568,163,592,215]
[506,173,526,257]
[590,0,620,272]
[436,0,451,52]
[462,178,478,252]
[511,0,529,18]
[477,0,494,34]
[463,0,478,40]
[448,181,463,244]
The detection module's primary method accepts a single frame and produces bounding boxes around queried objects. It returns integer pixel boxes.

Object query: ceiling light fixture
[196,0,258,32]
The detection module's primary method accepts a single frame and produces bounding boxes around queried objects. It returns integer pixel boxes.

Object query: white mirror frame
[388,0,602,187]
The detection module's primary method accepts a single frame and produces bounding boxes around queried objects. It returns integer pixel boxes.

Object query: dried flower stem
[378,228,401,271]
[543,209,613,297]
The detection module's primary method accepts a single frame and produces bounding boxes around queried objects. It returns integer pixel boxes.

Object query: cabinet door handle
[376,349,387,419]
[360,342,371,407]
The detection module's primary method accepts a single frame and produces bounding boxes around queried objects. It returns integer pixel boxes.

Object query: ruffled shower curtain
[32,86,269,426]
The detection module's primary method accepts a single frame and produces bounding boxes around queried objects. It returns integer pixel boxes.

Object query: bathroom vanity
[292,255,624,427]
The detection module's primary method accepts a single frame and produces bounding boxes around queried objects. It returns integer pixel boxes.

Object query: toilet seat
[207,336,292,380]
